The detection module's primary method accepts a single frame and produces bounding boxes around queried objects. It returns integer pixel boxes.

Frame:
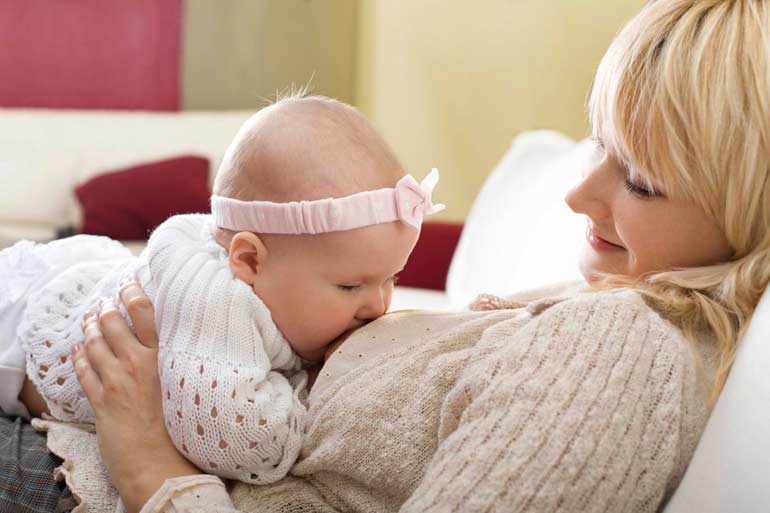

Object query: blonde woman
[4,0,769,512]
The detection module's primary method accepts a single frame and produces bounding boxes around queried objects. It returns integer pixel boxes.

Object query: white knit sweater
[22,214,307,484]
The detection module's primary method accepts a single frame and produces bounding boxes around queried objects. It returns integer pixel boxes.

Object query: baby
[0,95,444,483]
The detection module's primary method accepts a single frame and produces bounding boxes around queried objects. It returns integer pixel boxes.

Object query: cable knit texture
[12,215,306,484]
[33,285,716,513]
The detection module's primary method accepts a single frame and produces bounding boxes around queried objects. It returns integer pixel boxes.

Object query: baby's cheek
[294,311,349,350]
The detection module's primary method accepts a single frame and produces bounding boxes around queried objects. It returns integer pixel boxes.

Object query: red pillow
[76,156,210,240]
[397,221,464,291]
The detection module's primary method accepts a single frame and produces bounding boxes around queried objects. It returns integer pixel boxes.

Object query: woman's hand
[72,280,200,513]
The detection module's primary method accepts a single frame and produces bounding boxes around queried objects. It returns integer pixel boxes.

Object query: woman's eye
[623,177,659,199]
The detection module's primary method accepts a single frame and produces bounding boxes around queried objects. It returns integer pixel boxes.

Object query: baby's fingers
[71,343,104,405]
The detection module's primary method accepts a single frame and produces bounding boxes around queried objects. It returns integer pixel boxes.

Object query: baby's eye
[337,284,360,292]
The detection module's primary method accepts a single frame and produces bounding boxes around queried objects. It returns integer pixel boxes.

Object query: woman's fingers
[82,306,120,380]
[97,294,142,360]
[118,280,159,349]
[71,343,104,403]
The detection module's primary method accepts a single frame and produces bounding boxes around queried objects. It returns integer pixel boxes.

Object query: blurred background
[0,0,643,223]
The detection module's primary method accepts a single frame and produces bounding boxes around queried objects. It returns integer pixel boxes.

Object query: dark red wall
[0,0,182,110]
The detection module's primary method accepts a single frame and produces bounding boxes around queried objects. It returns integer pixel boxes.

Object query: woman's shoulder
[527,285,701,366]
[481,281,696,354]
[532,283,672,324]
[533,285,718,403]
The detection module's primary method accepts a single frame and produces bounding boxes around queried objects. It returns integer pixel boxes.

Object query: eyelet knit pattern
[144,215,305,484]
[15,235,137,422]
[15,215,306,484]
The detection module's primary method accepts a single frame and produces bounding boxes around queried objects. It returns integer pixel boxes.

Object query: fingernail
[81,311,93,330]
[100,297,116,311]
[71,343,81,356]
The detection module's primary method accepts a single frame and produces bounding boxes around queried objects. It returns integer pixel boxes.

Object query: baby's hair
[211,91,405,249]
[589,0,770,402]
[213,93,404,201]
[268,82,314,105]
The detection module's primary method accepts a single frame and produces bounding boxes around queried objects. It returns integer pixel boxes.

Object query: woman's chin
[579,248,626,283]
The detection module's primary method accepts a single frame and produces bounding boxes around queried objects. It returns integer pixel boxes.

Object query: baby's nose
[358,290,387,320]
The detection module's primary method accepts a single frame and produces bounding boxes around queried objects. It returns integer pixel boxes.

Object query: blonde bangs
[588,0,761,218]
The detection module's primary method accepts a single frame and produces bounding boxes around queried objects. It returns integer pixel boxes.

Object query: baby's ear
[228,232,268,285]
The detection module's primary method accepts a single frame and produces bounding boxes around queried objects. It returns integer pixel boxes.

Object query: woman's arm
[72,281,218,513]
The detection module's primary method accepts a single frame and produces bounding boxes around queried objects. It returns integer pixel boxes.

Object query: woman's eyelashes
[622,169,666,199]
[623,177,658,199]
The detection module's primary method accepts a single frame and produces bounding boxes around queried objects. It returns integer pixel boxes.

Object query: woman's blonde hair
[589,0,770,401]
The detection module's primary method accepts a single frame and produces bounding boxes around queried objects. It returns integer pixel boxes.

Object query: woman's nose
[564,163,612,220]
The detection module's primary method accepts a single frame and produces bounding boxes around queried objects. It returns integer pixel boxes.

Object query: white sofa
[0,108,254,249]
[1,110,767,510]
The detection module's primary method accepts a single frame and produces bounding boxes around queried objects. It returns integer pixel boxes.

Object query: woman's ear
[228,232,268,285]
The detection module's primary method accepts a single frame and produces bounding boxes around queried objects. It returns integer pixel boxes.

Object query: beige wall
[182,0,357,109]
[182,0,645,220]
[354,0,645,220]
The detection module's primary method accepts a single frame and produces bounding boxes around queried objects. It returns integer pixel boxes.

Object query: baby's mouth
[347,319,369,331]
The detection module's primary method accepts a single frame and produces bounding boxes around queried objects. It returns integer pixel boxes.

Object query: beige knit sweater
[33,286,716,513]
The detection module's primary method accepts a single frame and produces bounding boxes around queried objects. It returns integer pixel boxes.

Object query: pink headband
[211,168,445,234]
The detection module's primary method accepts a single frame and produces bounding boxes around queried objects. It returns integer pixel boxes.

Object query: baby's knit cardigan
[21,214,307,484]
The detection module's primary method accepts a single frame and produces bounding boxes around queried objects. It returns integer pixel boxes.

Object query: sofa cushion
[446,130,590,307]
[398,222,463,291]
[0,149,81,231]
[663,286,770,513]
[75,156,211,240]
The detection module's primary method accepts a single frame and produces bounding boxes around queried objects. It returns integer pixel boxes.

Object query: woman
[5,0,770,511]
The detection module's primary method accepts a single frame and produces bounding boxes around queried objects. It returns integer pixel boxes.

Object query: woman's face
[564,138,733,282]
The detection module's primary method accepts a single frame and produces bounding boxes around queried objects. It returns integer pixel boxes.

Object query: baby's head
[212,95,428,361]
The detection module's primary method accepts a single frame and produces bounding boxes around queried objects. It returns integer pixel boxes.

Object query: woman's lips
[587,227,625,252]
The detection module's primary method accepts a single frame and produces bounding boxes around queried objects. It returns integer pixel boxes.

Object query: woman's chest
[296,308,532,505]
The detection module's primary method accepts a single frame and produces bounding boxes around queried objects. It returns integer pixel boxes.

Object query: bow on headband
[211,169,445,235]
